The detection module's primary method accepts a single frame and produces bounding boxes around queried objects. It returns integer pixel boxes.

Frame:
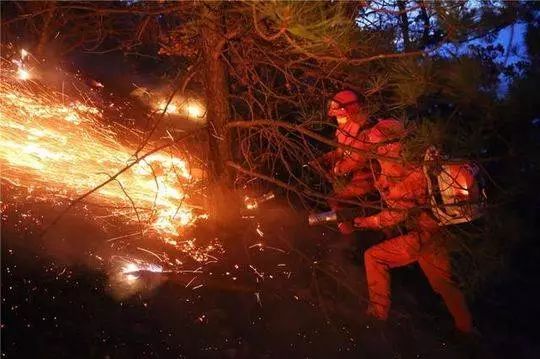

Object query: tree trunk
[200,2,239,224]
[417,0,431,49]
[397,0,411,50]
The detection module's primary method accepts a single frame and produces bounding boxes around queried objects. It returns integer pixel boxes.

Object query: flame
[17,68,30,81]
[185,102,204,118]
[12,48,32,81]
[157,101,178,114]
[244,196,258,210]
[121,260,163,285]
[155,98,205,121]
[0,60,219,261]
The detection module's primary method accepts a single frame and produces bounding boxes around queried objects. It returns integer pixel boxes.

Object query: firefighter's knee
[426,274,453,296]
[364,246,378,265]
[429,278,445,295]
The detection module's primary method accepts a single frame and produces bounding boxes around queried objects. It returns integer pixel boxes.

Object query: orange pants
[364,231,472,333]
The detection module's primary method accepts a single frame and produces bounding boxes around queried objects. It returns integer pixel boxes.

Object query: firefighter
[352,119,473,333]
[312,90,378,234]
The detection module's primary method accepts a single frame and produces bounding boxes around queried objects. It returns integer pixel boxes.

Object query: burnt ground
[1,194,540,359]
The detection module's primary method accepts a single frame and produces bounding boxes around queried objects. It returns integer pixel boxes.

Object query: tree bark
[200,2,238,223]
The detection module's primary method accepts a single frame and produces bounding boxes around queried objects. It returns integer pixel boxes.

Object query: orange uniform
[325,120,377,212]
[353,120,473,333]
[320,90,380,235]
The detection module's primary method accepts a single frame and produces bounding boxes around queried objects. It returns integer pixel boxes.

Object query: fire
[13,48,32,81]
[185,101,204,119]
[0,60,218,261]
[121,260,164,285]
[155,99,205,121]
[17,68,30,81]
[157,101,178,114]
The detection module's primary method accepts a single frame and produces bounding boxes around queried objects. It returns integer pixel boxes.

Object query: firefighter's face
[327,100,349,125]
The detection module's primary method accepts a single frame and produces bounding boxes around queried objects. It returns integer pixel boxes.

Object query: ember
[13,48,31,81]
[0,57,219,263]
[121,260,164,285]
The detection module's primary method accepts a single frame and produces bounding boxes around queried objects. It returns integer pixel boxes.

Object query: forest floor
[2,193,539,359]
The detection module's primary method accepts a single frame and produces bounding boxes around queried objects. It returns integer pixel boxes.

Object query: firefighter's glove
[354,216,380,229]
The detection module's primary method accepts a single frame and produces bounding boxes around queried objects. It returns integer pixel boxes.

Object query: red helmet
[327,90,362,118]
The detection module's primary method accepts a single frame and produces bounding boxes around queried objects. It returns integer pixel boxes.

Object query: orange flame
[0,62,217,262]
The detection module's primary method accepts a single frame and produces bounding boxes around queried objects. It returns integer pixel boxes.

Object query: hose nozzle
[308,210,338,226]
[244,191,276,210]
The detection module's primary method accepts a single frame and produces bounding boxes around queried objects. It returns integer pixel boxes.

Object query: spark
[17,68,30,81]
[106,231,142,242]
[136,247,164,262]
[89,79,104,88]
[249,265,264,279]
[185,276,197,288]
[0,60,221,263]
[255,223,264,237]
[248,242,286,253]
[255,292,262,307]
[14,49,31,81]
[0,79,191,235]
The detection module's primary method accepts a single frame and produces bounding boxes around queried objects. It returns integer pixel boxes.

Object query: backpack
[423,146,487,225]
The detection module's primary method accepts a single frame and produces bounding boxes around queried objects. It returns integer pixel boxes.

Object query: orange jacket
[333,118,403,176]
[353,120,439,232]
[354,168,437,230]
